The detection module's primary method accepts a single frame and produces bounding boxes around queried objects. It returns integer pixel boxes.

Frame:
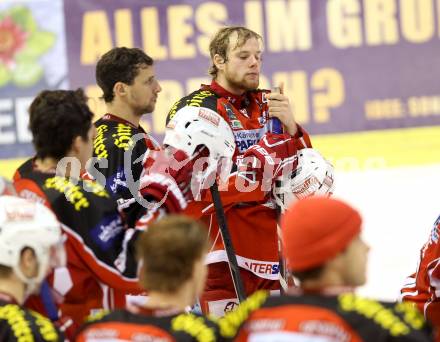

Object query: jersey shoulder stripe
[167,89,219,123]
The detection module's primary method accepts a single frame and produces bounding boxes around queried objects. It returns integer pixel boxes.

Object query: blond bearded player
[167,26,315,316]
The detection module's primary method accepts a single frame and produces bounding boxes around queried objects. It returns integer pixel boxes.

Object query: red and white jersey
[401,214,440,328]
[167,81,312,281]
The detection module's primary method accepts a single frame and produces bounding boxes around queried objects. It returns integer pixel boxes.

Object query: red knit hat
[281,196,362,272]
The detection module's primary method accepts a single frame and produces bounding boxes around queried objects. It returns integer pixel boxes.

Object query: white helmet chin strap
[12,240,66,299]
[190,154,231,200]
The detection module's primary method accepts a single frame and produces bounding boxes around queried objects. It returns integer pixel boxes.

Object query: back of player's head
[96,47,154,103]
[208,26,262,78]
[137,215,209,293]
[0,196,64,294]
[281,196,362,274]
[29,88,94,160]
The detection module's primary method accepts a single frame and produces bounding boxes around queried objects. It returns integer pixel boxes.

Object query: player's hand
[237,133,298,192]
[140,148,193,213]
[266,83,297,135]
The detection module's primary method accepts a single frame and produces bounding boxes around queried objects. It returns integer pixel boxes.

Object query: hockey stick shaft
[277,224,288,294]
[210,181,247,302]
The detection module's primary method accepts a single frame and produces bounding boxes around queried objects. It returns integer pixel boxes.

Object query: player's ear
[113,81,127,98]
[70,135,83,155]
[19,247,38,278]
[213,54,226,71]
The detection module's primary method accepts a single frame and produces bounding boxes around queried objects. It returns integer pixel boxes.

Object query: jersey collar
[101,113,139,130]
[209,80,247,108]
[129,302,184,317]
[288,286,355,296]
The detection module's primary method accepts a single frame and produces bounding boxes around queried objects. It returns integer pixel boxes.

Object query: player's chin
[352,274,367,287]
[242,78,259,90]
[144,103,156,114]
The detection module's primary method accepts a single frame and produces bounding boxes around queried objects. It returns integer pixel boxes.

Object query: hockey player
[401,215,440,329]
[0,196,64,341]
[219,197,434,341]
[13,89,192,326]
[89,47,163,227]
[166,26,314,316]
[75,215,224,341]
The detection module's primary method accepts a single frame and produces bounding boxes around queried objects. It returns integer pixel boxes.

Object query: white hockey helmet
[273,148,335,212]
[0,196,65,296]
[164,106,236,195]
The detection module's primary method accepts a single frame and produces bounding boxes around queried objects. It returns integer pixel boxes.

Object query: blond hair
[208,26,262,78]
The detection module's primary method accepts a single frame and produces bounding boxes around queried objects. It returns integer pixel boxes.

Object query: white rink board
[334,164,440,301]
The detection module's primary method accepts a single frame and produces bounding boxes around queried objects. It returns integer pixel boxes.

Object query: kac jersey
[167,81,312,282]
[76,306,224,342]
[90,114,160,227]
[13,159,143,326]
[219,290,433,341]
[0,296,63,342]
[401,214,440,328]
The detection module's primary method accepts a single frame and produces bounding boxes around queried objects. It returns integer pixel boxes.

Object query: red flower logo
[0,16,27,65]
[0,5,55,88]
